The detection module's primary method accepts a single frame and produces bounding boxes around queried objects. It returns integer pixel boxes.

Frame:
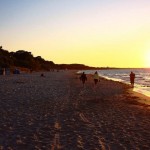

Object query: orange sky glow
[1,0,150,68]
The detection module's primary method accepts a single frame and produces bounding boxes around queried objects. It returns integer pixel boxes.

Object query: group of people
[79,71,136,88]
[80,71,100,87]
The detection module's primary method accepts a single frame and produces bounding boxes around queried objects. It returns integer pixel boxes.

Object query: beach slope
[0,71,150,149]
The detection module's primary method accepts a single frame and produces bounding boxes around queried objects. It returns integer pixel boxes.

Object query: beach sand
[0,71,150,150]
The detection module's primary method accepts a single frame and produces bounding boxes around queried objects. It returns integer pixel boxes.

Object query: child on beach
[93,71,99,86]
[80,72,87,87]
[130,71,135,88]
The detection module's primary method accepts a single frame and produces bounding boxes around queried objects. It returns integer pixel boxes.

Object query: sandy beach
[0,71,150,150]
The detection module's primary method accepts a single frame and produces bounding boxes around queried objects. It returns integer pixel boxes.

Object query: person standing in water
[93,71,99,86]
[130,71,135,88]
[80,72,87,87]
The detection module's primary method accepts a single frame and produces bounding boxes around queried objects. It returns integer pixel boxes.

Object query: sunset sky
[1,0,150,68]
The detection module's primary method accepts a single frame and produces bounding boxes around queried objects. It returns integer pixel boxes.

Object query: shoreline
[2,70,150,107]
[128,89,150,107]
[106,78,150,107]
[77,69,150,101]
[75,70,150,109]
[78,71,150,107]
[100,76,150,108]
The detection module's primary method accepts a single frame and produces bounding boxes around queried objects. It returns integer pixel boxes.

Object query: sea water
[77,68,150,97]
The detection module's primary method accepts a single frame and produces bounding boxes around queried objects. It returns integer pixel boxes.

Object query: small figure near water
[93,71,99,86]
[3,68,5,76]
[30,68,33,73]
[41,73,45,77]
[130,71,135,88]
[80,72,87,87]
[13,68,20,74]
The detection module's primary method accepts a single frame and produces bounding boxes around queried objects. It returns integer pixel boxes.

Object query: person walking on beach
[3,68,5,76]
[130,71,135,88]
[80,72,87,87]
[93,71,99,86]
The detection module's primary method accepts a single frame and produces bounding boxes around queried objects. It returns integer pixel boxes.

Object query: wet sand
[0,71,150,150]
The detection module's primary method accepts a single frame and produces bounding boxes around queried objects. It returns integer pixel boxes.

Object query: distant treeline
[0,47,101,71]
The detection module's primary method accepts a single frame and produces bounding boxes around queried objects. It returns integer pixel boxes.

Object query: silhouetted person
[80,72,87,87]
[30,68,33,73]
[130,71,135,88]
[41,73,45,77]
[3,68,5,75]
[93,71,99,86]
